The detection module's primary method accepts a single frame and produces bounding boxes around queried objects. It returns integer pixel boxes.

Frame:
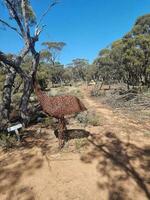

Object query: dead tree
[0,0,58,126]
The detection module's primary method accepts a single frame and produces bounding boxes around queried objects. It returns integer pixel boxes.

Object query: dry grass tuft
[76,111,101,126]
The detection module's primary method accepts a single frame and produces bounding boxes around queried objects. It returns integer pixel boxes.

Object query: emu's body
[34,82,87,148]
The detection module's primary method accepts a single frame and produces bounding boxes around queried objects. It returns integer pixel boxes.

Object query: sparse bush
[87,114,101,126]
[49,86,84,98]
[56,86,68,95]
[12,93,22,104]
[0,72,5,90]
[69,89,83,98]
[75,138,88,151]
[91,88,106,97]
[143,131,150,137]
[143,90,150,97]
[42,117,54,127]
[76,111,101,126]
[0,132,17,148]
[76,112,88,124]
[42,117,58,131]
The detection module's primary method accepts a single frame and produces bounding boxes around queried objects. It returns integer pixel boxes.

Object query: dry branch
[5,0,25,37]
[0,18,22,37]
[36,0,59,29]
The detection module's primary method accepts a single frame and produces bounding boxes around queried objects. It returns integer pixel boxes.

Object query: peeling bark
[19,53,39,126]
[19,76,33,125]
[0,67,16,124]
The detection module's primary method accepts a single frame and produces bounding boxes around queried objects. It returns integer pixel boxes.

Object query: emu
[33,77,87,148]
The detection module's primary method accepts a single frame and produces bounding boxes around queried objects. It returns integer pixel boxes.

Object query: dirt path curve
[0,86,150,200]
[82,86,150,141]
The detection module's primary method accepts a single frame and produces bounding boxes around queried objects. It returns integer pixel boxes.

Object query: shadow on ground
[54,129,90,140]
[81,132,150,200]
[0,127,89,200]
[0,137,43,199]
[0,129,52,200]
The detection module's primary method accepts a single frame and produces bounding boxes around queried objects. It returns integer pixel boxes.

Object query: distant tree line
[92,14,150,89]
[38,14,150,89]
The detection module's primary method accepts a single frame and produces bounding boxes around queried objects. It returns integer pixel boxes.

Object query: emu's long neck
[33,81,47,102]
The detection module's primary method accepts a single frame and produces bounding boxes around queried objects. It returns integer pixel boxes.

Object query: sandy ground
[0,86,150,200]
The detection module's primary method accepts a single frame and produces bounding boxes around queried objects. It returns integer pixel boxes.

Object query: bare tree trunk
[19,53,39,126]
[0,67,16,126]
[19,76,33,125]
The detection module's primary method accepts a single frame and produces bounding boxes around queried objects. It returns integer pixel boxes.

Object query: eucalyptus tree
[70,58,89,82]
[41,41,66,66]
[94,48,114,85]
[49,62,64,84]
[40,41,66,85]
[110,40,125,83]
[62,67,73,84]
[85,64,99,83]
[94,14,150,89]
[121,14,150,87]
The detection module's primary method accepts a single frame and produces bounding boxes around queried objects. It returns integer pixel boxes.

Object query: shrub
[69,89,83,98]
[12,93,22,104]
[42,117,56,128]
[76,112,89,124]
[90,89,106,97]
[76,111,101,126]
[75,138,88,151]
[0,132,17,148]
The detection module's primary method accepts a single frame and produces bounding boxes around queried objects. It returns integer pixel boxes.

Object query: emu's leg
[58,119,64,149]
[62,117,67,131]
[58,117,67,148]
[58,131,63,148]
[62,117,68,141]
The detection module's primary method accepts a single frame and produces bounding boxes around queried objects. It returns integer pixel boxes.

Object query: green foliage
[91,86,107,97]
[62,68,73,83]
[68,88,83,98]
[92,14,150,88]
[0,72,5,82]
[41,41,66,65]
[0,70,5,90]
[0,132,17,148]
[21,55,32,72]
[24,1,36,26]
[40,50,52,63]
[67,58,89,82]
[37,41,68,85]
[12,92,22,104]
[74,138,88,151]
[5,0,36,26]
[133,14,150,35]
[42,117,54,128]
[42,42,66,51]
[94,48,114,84]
